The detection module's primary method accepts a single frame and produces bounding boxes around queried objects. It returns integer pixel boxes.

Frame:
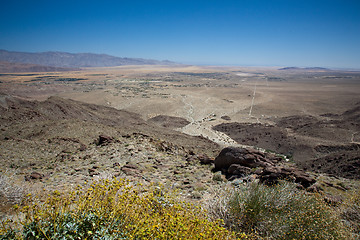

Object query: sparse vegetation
[54,78,87,82]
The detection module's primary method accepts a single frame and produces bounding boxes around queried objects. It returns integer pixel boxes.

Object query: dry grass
[204,181,354,239]
[341,189,360,239]
[0,170,27,206]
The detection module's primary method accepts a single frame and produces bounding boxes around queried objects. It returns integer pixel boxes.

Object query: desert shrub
[0,171,26,206]
[206,181,352,239]
[341,189,360,239]
[0,178,243,239]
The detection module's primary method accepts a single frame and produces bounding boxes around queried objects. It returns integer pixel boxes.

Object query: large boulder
[214,147,274,170]
[259,166,316,188]
[227,164,251,176]
[213,147,316,188]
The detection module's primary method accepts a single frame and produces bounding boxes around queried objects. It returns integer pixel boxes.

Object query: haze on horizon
[0,0,360,69]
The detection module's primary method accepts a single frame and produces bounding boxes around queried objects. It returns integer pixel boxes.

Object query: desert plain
[0,65,360,213]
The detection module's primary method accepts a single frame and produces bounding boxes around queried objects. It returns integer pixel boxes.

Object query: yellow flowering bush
[0,179,245,239]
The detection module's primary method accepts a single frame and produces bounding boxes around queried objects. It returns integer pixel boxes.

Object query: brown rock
[97,135,114,146]
[227,164,251,176]
[25,172,43,181]
[79,144,87,151]
[121,167,140,176]
[122,163,139,170]
[113,162,120,167]
[183,180,191,185]
[30,172,43,179]
[221,115,231,121]
[292,171,316,188]
[324,195,342,206]
[214,147,273,170]
[121,163,141,176]
[259,167,284,185]
[186,155,198,163]
[259,166,315,188]
[307,184,323,193]
[198,154,214,165]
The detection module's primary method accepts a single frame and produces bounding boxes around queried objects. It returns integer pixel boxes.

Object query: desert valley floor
[0,65,360,207]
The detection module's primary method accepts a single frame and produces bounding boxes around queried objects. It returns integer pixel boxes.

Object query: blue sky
[1,0,360,68]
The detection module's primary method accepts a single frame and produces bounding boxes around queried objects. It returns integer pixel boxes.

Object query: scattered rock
[198,154,214,165]
[221,116,231,121]
[122,163,138,170]
[88,168,99,177]
[183,180,190,185]
[324,195,342,206]
[97,135,114,146]
[157,141,173,152]
[185,155,198,164]
[307,183,323,193]
[25,172,43,181]
[79,143,87,151]
[121,163,141,176]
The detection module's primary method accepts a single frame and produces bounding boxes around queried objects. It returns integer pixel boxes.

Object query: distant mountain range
[0,50,176,68]
[0,61,76,73]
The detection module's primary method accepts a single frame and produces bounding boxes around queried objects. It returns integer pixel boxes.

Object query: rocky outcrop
[259,166,316,188]
[214,147,316,188]
[214,147,274,170]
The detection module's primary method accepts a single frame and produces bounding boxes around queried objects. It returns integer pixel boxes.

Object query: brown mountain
[0,50,176,68]
[0,61,76,73]
[0,95,218,155]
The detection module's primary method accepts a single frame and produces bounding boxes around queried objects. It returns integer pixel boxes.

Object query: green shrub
[341,189,360,239]
[207,181,352,239]
[0,179,243,239]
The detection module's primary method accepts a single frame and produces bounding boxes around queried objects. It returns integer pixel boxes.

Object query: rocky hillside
[213,103,360,179]
[0,95,223,199]
[0,50,176,68]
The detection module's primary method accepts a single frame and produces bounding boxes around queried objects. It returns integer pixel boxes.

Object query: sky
[1,0,360,69]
